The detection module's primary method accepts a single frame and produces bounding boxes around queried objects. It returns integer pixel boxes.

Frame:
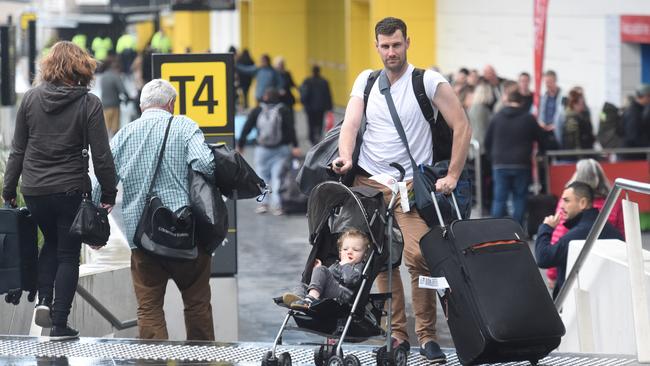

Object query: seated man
[535,181,624,298]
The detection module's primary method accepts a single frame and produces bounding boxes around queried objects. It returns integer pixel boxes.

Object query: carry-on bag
[0,205,38,300]
[420,193,565,365]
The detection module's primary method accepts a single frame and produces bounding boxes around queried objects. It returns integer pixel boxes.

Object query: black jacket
[300,76,333,112]
[238,102,298,149]
[623,99,650,148]
[535,208,624,298]
[484,106,546,168]
[2,82,118,204]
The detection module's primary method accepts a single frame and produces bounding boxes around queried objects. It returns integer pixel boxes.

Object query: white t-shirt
[351,64,448,179]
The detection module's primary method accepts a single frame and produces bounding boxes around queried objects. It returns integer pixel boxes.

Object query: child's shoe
[282,292,302,306]
[290,295,317,311]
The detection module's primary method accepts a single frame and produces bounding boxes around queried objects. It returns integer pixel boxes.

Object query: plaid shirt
[94,109,214,248]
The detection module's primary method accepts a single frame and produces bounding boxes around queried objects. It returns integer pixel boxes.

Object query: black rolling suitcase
[280,156,308,214]
[420,194,565,365]
[0,206,39,301]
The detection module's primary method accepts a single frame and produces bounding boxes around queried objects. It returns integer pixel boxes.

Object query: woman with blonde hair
[2,41,117,340]
[545,158,624,286]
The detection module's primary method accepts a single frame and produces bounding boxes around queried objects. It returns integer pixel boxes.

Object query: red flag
[533,0,549,117]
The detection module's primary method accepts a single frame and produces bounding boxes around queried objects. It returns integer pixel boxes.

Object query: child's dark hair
[337,229,370,250]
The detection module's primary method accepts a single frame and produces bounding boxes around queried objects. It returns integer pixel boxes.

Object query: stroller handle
[389,162,406,182]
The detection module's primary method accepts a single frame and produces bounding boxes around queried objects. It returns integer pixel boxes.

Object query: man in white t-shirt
[332,17,471,362]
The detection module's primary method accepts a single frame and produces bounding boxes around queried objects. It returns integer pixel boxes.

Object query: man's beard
[384,56,407,73]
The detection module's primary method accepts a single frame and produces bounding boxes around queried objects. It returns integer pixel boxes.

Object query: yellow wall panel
[172,11,210,54]
[247,0,308,106]
[135,21,154,51]
[239,1,250,50]
[307,0,347,107]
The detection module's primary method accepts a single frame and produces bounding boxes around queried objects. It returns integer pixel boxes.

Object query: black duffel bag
[189,169,228,254]
[210,143,267,199]
[133,116,197,260]
[296,121,363,195]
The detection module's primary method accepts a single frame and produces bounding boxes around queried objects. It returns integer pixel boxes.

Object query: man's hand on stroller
[331,157,352,175]
[313,259,322,268]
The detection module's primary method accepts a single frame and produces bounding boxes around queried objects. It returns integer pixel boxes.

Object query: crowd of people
[0,18,640,358]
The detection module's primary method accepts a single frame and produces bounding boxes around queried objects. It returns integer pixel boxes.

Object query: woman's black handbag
[68,95,111,246]
[379,71,471,227]
[133,117,197,260]
[189,168,228,254]
[69,196,110,246]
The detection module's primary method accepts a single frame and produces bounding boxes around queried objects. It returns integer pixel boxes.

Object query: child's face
[340,237,367,264]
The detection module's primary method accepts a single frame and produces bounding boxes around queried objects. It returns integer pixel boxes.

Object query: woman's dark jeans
[24,191,82,327]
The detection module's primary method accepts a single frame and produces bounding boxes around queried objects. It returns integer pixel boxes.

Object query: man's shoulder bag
[133,116,197,260]
[378,71,471,227]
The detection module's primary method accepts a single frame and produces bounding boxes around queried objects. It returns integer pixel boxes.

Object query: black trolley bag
[419,193,565,365]
[0,205,38,299]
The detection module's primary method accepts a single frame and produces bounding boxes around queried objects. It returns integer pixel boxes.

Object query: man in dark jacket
[622,84,650,158]
[300,65,333,145]
[535,182,624,298]
[484,87,546,225]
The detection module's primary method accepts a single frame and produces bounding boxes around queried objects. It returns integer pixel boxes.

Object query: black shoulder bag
[133,117,197,260]
[69,95,111,246]
[378,71,471,227]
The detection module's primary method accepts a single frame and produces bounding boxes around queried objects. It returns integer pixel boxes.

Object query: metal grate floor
[0,336,639,366]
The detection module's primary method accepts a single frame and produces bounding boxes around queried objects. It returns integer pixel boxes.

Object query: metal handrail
[554,178,650,309]
[75,285,137,330]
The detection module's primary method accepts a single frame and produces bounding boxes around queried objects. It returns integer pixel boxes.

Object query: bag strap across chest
[146,116,174,196]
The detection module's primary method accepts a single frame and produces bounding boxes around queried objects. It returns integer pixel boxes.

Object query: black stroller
[262,164,408,366]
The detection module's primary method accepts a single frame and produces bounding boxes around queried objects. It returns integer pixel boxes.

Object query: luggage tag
[369,174,410,212]
[419,275,449,298]
[398,182,410,212]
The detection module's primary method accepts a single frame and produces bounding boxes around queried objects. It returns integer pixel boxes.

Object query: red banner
[621,15,650,43]
[533,0,549,116]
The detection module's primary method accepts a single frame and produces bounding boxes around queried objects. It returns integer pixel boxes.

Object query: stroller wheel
[261,351,278,366]
[394,347,408,366]
[326,355,344,366]
[278,352,292,366]
[314,348,325,366]
[376,347,398,366]
[343,354,360,366]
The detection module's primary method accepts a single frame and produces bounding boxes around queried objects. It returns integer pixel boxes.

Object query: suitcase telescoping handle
[430,188,463,227]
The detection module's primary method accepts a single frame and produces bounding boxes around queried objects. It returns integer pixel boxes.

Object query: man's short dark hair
[519,72,531,78]
[567,181,594,206]
[503,80,522,104]
[544,70,557,79]
[375,17,407,40]
[459,67,470,75]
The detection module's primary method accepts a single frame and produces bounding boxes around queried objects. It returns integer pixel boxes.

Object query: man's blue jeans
[490,168,531,226]
[255,144,291,210]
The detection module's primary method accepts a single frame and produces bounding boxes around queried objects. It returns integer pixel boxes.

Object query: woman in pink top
[546,159,625,286]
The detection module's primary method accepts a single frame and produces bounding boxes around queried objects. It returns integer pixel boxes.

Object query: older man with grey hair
[101,78,216,340]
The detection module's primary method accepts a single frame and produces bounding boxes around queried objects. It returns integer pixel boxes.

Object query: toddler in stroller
[285,229,369,311]
[262,177,408,366]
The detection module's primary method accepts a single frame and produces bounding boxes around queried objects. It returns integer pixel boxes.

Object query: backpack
[363,68,453,163]
[256,103,284,147]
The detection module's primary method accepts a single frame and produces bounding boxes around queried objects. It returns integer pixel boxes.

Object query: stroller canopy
[307,181,387,253]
